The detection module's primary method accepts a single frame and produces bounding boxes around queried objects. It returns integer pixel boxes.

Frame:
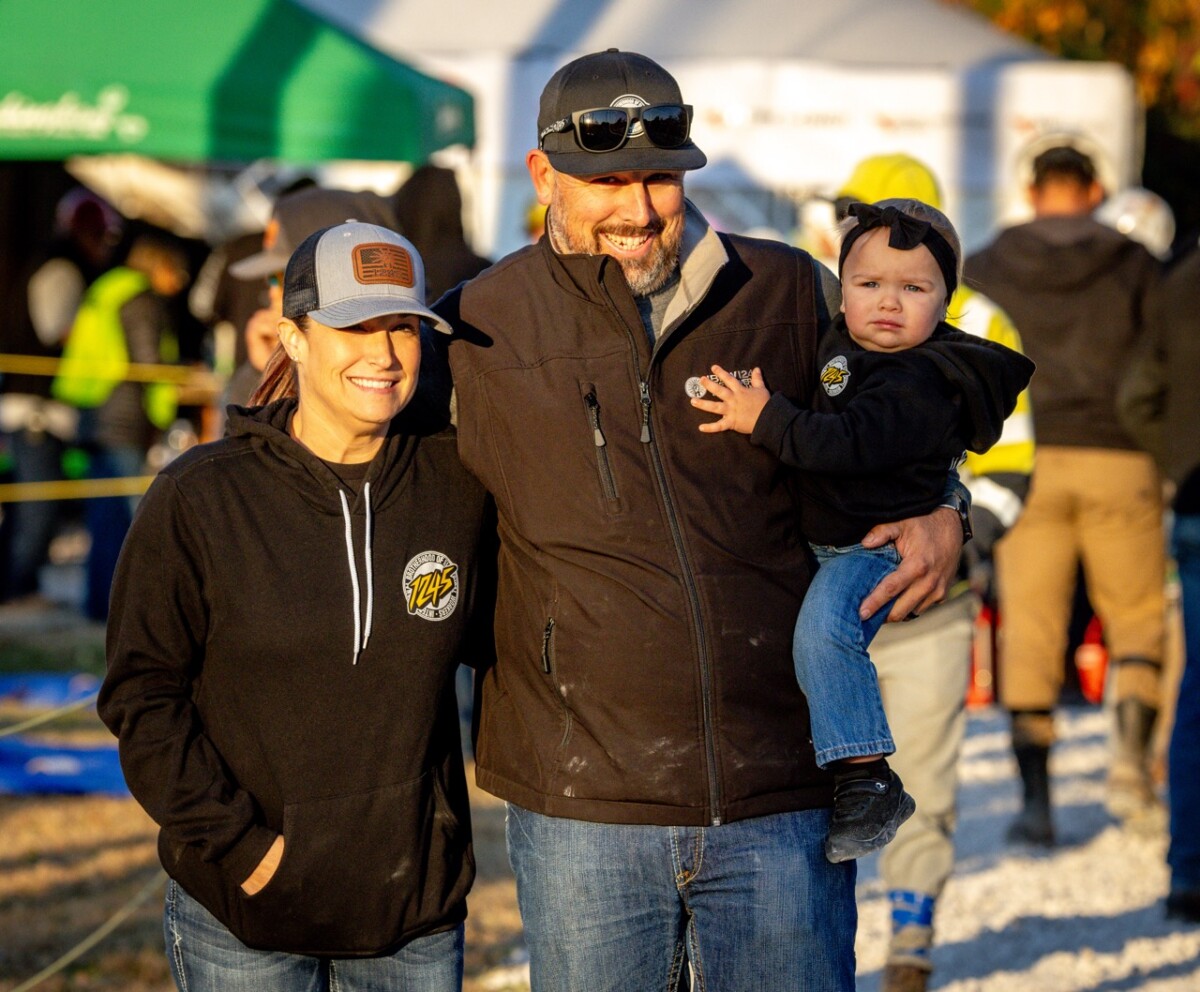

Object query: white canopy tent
[296,0,1140,256]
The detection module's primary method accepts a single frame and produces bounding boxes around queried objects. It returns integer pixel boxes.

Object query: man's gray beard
[548,211,680,297]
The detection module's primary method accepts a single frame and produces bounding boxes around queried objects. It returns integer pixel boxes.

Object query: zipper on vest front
[541,618,556,674]
[638,381,652,443]
[583,390,619,501]
[601,283,724,825]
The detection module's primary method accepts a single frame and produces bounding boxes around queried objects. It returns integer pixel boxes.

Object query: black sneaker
[825,768,916,863]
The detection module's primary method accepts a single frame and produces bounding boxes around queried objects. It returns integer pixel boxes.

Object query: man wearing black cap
[439,50,964,990]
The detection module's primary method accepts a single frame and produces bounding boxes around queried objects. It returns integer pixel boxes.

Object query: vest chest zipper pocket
[582,386,619,502]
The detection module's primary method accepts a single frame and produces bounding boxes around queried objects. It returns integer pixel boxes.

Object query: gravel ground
[4,600,1198,992]
[852,705,1200,991]
[473,705,1200,992]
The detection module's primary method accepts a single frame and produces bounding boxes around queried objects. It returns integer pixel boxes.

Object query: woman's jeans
[506,803,857,992]
[794,542,901,768]
[1168,512,1200,893]
[163,879,464,992]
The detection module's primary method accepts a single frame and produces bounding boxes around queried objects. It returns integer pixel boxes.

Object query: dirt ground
[0,757,525,992]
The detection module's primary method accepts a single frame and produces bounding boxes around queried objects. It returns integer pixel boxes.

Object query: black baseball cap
[537,49,707,176]
[230,188,397,281]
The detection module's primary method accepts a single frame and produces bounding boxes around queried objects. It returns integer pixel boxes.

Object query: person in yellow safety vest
[833,153,1035,992]
[52,229,190,621]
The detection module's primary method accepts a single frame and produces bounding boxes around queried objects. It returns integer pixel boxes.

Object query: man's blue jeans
[506,803,857,991]
[794,542,900,768]
[163,879,464,992]
[1168,512,1200,894]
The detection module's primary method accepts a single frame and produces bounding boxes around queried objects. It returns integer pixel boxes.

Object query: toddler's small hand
[690,364,770,435]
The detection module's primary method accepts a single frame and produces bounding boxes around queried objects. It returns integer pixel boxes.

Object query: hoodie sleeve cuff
[750,391,801,456]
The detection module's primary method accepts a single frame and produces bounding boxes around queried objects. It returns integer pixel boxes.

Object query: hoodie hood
[225,398,421,515]
[923,323,1035,453]
[975,215,1143,293]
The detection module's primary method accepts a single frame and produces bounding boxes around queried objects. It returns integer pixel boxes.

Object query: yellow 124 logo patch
[403,551,460,621]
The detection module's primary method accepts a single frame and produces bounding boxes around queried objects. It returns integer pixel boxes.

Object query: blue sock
[890,889,935,930]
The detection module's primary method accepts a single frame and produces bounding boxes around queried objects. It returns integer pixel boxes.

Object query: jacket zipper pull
[541,618,556,673]
[584,391,606,447]
[639,381,652,443]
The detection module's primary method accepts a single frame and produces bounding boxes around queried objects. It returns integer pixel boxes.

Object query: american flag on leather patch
[352,243,415,286]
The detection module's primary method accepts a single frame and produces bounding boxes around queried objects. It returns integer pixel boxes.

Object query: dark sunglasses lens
[641,106,690,148]
[576,109,630,152]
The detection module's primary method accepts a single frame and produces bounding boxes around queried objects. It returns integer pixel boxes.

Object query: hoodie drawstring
[339,483,374,665]
[362,482,374,650]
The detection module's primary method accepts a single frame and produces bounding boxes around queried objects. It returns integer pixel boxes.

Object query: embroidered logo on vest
[684,369,754,398]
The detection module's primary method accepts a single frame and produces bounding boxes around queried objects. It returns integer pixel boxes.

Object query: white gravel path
[854,705,1200,991]
[479,705,1200,991]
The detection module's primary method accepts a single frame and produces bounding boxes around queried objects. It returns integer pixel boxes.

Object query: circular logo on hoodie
[403,551,460,621]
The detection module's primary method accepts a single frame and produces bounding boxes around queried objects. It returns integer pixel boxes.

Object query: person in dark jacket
[692,198,1033,866]
[1118,241,1200,923]
[392,164,492,303]
[99,222,494,990]
[439,49,966,991]
[966,145,1166,846]
[0,189,120,604]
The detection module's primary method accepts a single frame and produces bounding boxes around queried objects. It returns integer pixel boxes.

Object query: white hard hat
[1095,186,1176,259]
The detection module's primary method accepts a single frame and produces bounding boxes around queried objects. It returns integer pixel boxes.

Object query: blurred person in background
[51,228,190,621]
[0,188,120,605]
[100,221,494,990]
[392,164,492,302]
[1118,238,1200,924]
[190,177,317,408]
[966,145,1166,846]
[833,153,1036,992]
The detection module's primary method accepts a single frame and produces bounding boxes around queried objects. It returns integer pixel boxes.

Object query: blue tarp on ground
[0,737,128,795]
[0,672,101,707]
[0,671,128,795]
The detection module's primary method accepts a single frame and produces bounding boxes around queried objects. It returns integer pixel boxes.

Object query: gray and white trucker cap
[281,221,452,334]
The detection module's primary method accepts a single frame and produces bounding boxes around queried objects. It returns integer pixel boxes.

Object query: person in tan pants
[967,145,1166,845]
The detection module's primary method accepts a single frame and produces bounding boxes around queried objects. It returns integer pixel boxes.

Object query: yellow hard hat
[839,153,943,209]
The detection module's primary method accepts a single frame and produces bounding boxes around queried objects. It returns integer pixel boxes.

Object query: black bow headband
[837,202,959,299]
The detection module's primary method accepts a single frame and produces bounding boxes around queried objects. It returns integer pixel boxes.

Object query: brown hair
[248,314,307,406]
[1031,145,1096,189]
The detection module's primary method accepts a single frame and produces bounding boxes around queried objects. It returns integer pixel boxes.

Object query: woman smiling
[99,222,493,991]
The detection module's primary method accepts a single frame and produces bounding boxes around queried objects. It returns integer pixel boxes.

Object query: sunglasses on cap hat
[539,103,693,154]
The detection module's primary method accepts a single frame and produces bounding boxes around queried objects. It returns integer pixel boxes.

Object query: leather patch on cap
[352,243,414,286]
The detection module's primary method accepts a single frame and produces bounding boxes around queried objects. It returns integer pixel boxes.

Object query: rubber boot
[1005,710,1056,846]
[1106,695,1162,826]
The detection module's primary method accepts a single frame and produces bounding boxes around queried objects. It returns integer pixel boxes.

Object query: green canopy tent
[0,0,474,163]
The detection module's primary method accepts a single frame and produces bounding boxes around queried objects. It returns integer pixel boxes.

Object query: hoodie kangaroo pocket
[234,769,472,956]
